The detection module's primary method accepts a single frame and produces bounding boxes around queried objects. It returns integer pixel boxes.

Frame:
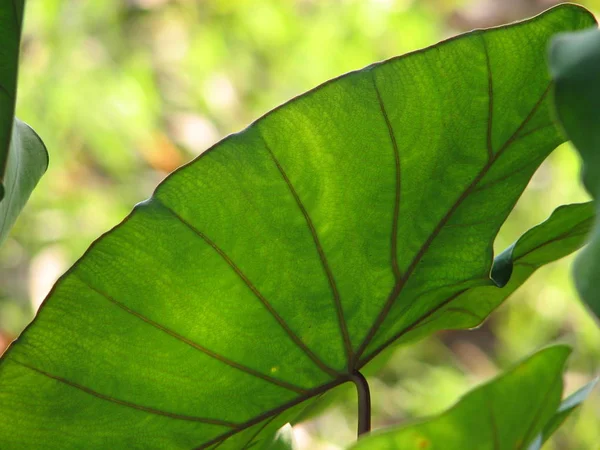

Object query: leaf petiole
[350,370,371,438]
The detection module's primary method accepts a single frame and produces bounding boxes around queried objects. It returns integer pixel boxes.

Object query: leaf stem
[350,370,371,438]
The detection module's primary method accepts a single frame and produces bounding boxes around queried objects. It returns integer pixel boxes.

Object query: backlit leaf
[0,5,594,449]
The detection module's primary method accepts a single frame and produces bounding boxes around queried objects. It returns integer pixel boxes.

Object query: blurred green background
[2,0,600,448]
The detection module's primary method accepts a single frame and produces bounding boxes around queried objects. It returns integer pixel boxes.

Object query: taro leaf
[550,27,600,321]
[0,5,595,450]
[0,0,48,245]
[348,346,573,450]
[527,378,598,450]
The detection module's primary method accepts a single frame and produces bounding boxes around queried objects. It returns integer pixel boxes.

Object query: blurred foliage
[1,0,599,448]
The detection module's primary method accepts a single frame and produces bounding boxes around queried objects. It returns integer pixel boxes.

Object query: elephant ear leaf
[0,5,595,450]
[550,26,600,321]
[349,346,581,450]
[0,0,48,246]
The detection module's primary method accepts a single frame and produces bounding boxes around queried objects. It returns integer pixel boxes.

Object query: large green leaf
[348,346,579,450]
[0,0,48,245]
[0,5,595,449]
[550,26,600,321]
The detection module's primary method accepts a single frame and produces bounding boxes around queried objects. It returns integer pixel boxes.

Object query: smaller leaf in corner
[348,346,572,450]
[550,26,600,322]
[527,378,598,450]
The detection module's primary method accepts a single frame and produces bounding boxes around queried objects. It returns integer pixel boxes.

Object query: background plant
[1,1,600,449]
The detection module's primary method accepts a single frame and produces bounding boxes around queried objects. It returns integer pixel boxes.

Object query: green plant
[0,3,599,450]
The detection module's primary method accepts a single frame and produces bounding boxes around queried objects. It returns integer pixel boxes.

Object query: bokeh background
[2,0,600,448]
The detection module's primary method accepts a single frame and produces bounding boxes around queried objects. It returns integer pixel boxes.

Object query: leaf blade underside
[0,5,595,449]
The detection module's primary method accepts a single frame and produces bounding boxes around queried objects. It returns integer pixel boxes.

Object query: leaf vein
[358,289,468,368]
[152,198,340,379]
[515,217,594,262]
[258,133,353,370]
[194,380,346,449]
[371,72,403,284]
[518,372,563,449]
[74,275,308,395]
[11,360,238,427]
[240,415,278,450]
[482,35,495,160]
[355,81,552,362]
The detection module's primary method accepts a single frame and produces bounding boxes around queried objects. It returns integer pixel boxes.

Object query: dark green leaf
[0,5,594,449]
[550,26,600,321]
[348,346,571,450]
[0,0,48,245]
